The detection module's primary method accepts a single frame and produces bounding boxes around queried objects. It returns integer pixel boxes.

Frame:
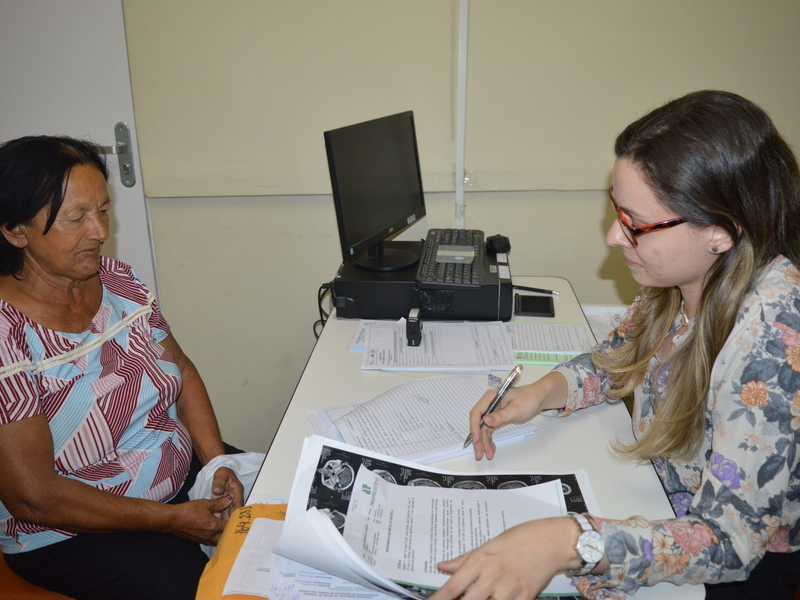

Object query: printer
[332,240,513,321]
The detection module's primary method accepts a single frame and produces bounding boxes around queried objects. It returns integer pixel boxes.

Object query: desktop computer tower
[332,241,514,321]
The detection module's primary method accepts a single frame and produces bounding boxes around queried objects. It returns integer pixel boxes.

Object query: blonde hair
[596,91,800,461]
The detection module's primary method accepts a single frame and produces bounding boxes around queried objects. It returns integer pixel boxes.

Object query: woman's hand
[469,372,569,460]
[210,466,244,520]
[168,496,234,545]
[431,517,581,600]
[469,387,538,460]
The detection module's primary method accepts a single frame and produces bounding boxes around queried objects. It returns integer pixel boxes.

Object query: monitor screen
[325,111,426,271]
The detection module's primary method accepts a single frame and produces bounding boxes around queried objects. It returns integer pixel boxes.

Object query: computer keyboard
[415,228,485,288]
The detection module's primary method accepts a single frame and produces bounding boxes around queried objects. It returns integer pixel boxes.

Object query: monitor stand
[355,241,419,272]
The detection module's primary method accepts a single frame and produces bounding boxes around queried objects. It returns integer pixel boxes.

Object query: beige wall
[130,1,800,452]
[125,0,800,196]
[464,0,800,190]
[148,193,342,451]
[123,0,457,197]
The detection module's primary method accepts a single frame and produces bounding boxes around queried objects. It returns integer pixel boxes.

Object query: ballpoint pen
[463,364,523,448]
[513,285,560,296]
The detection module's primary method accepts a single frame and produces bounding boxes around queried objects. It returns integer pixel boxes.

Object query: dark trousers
[705,550,800,600]
[5,443,242,600]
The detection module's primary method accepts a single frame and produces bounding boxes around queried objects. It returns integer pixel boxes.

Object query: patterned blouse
[0,257,192,553]
[551,256,800,599]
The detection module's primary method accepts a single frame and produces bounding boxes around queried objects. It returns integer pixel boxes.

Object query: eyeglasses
[608,185,686,247]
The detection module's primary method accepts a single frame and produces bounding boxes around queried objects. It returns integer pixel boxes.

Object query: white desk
[252,276,703,600]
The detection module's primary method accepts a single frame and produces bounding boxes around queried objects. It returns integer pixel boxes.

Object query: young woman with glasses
[431,90,800,600]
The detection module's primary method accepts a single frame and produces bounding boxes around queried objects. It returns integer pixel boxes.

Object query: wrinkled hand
[430,518,578,600]
[169,496,233,545]
[210,466,244,520]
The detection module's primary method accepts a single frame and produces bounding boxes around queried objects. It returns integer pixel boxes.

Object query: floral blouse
[551,256,800,599]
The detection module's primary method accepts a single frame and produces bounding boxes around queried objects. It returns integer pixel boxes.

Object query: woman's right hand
[168,496,233,545]
[469,371,568,460]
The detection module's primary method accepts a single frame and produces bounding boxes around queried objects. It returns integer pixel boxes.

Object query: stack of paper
[307,375,536,464]
[354,319,596,370]
[506,321,596,365]
[361,321,516,372]
[220,507,398,600]
[272,436,599,598]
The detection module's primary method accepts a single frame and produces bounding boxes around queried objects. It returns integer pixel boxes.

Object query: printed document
[506,322,595,354]
[224,516,397,600]
[275,436,599,598]
[342,467,566,590]
[307,375,536,464]
[355,320,593,370]
[362,321,515,372]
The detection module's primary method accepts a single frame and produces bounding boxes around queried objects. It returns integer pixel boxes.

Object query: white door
[0,0,158,296]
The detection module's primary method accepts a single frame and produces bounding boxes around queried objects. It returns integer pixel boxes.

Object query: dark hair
[0,135,108,276]
[601,90,800,460]
[615,89,800,268]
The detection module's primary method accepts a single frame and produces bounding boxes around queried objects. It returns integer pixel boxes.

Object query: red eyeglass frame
[608,185,686,247]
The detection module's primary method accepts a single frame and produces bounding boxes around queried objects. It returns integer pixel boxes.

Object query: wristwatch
[565,512,604,576]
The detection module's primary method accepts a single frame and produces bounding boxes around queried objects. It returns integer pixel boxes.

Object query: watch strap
[565,512,599,577]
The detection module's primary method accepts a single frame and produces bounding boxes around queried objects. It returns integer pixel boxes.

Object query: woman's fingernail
[225,494,234,501]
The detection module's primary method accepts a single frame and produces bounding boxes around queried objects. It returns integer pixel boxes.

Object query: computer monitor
[325,111,426,271]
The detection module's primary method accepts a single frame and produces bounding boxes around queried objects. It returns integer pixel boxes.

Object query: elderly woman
[0,136,244,600]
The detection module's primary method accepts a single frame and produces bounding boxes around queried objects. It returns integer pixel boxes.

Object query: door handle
[99,122,136,188]
[101,142,128,155]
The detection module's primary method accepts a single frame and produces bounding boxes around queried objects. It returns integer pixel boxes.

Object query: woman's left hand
[210,466,244,520]
[430,517,580,600]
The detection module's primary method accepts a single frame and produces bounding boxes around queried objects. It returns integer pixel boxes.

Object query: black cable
[313,282,335,339]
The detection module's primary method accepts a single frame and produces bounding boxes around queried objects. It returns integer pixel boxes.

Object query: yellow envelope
[196,503,287,600]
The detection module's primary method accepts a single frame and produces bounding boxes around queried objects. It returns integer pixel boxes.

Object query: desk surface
[252,276,703,600]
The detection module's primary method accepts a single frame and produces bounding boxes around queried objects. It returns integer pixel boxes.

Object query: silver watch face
[577,530,604,564]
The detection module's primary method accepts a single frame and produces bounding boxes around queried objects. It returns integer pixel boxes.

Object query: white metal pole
[455,0,469,229]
